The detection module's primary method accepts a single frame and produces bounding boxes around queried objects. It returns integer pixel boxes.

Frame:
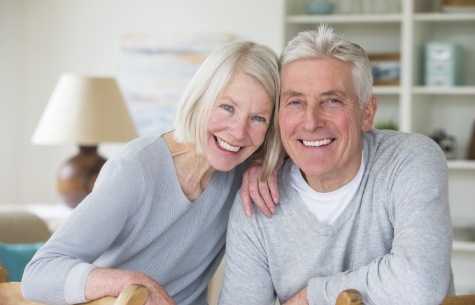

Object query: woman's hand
[85,267,176,305]
[240,162,279,218]
[240,154,285,218]
[142,279,176,305]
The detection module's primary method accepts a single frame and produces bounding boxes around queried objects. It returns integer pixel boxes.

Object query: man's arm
[283,287,308,305]
[218,192,277,305]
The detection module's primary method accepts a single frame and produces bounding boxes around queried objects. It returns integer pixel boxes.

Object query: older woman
[22,40,281,305]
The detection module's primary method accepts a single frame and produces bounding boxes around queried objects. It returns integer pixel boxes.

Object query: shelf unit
[284,0,475,294]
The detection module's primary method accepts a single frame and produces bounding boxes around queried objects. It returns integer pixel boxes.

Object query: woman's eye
[221,104,234,112]
[328,98,340,104]
[289,99,300,105]
[251,116,267,123]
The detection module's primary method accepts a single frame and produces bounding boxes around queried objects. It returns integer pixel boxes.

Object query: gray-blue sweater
[219,129,454,305]
[22,135,244,305]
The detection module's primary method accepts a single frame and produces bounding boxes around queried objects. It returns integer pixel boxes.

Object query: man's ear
[362,94,378,132]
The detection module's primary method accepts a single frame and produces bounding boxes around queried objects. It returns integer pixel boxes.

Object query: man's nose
[304,107,324,131]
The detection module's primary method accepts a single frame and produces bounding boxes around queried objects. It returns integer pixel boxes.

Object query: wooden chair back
[443,294,475,305]
[335,289,475,305]
[0,264,148,305]
[335,289,362,305]
[0,263,8,282]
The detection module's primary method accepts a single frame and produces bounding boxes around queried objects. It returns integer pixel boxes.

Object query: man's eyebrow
[321,89,345,97]
[282,89,345,96]
[328,88,349,94]
[281,90,303,98]
[313,89,351,99]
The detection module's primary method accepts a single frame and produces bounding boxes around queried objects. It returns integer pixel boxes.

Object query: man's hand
[240,162,280,218]
[283,287,309,305]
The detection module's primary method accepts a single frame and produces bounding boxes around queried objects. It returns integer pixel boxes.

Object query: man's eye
[289,99,300,105]
[328,98,340,104]
[251,116,267,123]
[221,104,234,112]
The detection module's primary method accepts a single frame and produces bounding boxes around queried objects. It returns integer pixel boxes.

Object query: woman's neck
[163,132,215,202]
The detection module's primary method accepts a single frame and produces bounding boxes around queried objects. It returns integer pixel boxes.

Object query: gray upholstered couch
[0,210,51,244]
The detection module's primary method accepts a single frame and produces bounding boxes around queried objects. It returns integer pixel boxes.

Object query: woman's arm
[22,156,147,304]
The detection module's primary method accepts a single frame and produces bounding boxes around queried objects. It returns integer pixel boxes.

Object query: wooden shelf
[373,86,402,95]
[414,12,475,22]
[448,160,475,170]
[285,14,403,24]
[412,86,475,95]
[453,240,475,252]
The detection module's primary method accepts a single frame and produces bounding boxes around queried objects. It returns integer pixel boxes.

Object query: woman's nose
[229,117,249,140]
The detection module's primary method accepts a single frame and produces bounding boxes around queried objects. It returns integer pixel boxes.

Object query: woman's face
[206,71,273,171]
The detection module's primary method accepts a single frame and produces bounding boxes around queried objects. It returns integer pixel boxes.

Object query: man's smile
[301,138,333,147]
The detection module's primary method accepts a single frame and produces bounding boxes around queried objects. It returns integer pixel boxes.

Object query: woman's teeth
[303,139,332,147]
[217,137,240,152]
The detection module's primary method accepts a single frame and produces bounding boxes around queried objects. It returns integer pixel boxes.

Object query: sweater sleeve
[307,136,453,305]
[218,191,277,305]
[22,154,145,305]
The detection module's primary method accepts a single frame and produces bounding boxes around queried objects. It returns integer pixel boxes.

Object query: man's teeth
[217,137,240,152]
[303,139,332,147]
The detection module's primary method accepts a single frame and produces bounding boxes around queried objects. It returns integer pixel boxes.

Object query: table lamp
[32,74,138,208]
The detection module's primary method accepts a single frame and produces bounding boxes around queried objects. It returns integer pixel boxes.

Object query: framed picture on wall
[117,32,233,136]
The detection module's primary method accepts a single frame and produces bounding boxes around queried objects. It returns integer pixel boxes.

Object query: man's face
[279,57,377,192]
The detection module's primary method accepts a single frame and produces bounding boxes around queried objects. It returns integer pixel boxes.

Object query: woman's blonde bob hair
[173,40,281,180]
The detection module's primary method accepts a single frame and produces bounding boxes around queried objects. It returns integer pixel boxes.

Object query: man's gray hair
[280,23,373,108]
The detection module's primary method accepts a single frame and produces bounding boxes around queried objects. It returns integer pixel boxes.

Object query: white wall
[0,0,284,204]
[0,0,24,203]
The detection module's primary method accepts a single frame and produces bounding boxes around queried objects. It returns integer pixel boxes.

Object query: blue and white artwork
[117,32,233,136]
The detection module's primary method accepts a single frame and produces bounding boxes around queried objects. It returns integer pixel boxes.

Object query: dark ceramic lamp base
[57,146,106,208]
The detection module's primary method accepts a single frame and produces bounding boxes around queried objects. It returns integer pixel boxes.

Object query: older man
[219,24,454,305]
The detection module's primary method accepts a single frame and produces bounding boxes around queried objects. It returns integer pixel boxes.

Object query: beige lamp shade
[32,74,138,208]
[32,74,138,145]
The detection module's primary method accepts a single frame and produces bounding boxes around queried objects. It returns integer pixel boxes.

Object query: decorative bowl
[306,2,335,15]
